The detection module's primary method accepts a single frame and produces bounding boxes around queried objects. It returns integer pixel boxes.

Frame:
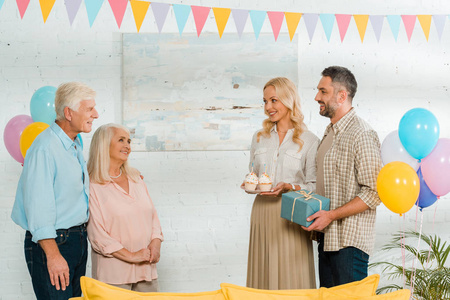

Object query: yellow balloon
[377,161,420,215]
[19,122,50,158]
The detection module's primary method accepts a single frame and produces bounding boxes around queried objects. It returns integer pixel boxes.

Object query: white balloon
[381,130,420,171]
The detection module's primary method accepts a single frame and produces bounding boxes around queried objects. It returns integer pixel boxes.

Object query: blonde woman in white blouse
[245,77,319,290]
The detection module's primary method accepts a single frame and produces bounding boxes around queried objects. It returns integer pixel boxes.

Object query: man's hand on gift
[301,210,335,231]
[302,196,371,231]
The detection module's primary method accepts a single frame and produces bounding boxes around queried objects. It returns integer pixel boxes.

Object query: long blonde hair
[88,123,140,184]
[257,77,306,150]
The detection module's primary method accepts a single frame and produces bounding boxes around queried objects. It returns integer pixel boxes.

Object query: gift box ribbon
[290,190,323,222]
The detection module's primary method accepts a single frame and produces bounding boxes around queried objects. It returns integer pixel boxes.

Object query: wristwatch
[290,183,296,191]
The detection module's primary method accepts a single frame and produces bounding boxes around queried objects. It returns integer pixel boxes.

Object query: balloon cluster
[378,108,450,215]
[3,86,56,164]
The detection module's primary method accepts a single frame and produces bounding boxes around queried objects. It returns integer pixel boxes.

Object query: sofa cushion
[80,276,226,300]
[220,274,380,300]
[320,288,411,300]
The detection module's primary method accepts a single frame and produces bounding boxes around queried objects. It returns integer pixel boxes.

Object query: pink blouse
[87,176,163,285]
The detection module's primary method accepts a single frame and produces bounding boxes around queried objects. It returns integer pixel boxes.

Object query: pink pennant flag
[191,5,210,37]
[335,14,351,42]
[108,0,128,28]
[16,0,30,19]
[402,15,416,42]
[267,11,284,41]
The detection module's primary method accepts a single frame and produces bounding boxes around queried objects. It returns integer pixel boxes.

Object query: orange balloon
[19,122,50,158]
[377,161,420,215]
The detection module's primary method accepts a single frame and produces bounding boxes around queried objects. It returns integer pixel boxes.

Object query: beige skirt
[246,195,316,290]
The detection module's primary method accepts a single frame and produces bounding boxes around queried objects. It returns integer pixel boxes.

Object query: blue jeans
[318,233,369,288]
[24,224,88,300]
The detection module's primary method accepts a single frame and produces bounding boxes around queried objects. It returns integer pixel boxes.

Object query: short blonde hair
[55,82,96,121]
[88,123,140,184]
[257,77,306,150]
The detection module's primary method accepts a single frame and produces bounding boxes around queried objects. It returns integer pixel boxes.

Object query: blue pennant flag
[173,4,191,36]
[320,13,335,42]
[249,10,266,39]
[85,0,104,27]
[387,15,401,41]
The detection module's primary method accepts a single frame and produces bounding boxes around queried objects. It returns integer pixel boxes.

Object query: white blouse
[249,126,320,192]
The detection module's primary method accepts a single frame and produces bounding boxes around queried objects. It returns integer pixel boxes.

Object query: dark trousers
[24,224,88,300]
[318,233,369,288]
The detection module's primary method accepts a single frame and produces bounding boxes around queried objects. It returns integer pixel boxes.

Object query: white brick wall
[1,0,450,298]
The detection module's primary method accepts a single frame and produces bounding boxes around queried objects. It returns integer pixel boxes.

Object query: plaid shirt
[320,108,382,255]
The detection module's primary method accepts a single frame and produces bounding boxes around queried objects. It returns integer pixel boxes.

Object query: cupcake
[258,172,272,191]
[244,172,259,191]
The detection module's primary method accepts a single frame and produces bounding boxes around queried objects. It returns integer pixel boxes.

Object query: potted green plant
[370,231,450,300]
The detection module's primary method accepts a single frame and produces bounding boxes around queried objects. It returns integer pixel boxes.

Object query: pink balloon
[421,138,450,197]
[3,115,33,164]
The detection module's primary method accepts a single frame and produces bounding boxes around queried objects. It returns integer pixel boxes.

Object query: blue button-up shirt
[11,122,89,243]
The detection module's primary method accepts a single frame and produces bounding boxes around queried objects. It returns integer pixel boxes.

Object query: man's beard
[319,102,337,119]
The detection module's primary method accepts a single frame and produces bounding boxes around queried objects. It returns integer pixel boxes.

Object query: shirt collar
[50,122,81,150]
[272,125,294,134]
[330,108,356,135]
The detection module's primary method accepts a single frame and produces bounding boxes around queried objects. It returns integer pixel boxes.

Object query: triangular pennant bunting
[151,2,171,33]
[213,7,231,38]
[108,0,128,28]
[417,15,432,41]
[335,14,351,42]
[172,4,190,36]
[16,0,30,19]
[39,0,56,23]
[285,12,302,41]
[369,15,384,42]
[387,15,401,41]
[402,15,416,42]
[130,0,150,32]
[65,0,82,26]
[85,0,104,27]
[320,13,335,42]
[353,14,369,42]
[231,9,248,38]
[191,5,210,37]
[433,15,446,41]
[249,10,266,39]
[303,13,319,42]
[267,11,284,41]
[4,2,447,44]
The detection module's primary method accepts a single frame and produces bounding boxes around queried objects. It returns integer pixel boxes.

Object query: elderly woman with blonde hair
[87,123,163,292]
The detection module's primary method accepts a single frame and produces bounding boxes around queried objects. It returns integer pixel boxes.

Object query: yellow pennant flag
[39,0,56,23]
[353,15,369,42]
[131,0,150,32]
[285,12,302,41]
[417,15,432,41]
[213,7,231,38]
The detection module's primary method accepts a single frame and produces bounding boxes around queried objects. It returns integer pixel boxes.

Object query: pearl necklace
[110,169,122,179]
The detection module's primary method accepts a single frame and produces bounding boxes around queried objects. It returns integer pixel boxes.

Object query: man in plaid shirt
[302,66,383,287]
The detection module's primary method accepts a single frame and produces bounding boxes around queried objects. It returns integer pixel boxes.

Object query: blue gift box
[281,189,330,227]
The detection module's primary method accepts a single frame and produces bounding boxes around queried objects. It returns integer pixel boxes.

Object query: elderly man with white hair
[11,82,99,300]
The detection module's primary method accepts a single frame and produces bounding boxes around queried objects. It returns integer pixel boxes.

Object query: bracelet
[290,183,296,191]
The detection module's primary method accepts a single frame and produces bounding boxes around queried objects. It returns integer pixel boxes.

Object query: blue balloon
[415,167,438,210]
[30,86,57,125]
[398,108,439,160]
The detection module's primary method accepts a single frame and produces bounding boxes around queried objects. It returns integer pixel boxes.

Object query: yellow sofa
[70,274,411,300]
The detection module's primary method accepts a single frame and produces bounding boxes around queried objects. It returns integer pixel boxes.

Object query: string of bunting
[5,0,450,42]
